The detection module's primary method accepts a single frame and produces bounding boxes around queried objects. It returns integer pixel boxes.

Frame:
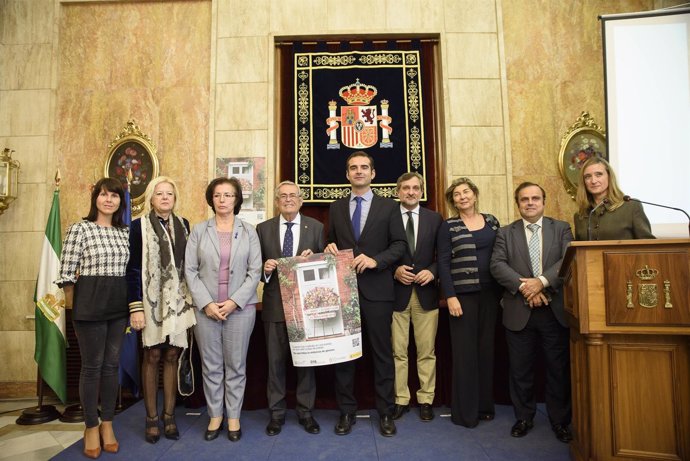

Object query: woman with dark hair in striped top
[437,177,502,428]
[57,177,130,458]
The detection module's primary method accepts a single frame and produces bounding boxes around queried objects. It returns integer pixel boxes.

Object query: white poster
[277,250,362,366]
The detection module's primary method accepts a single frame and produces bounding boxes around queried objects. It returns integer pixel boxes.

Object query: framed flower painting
[104,120,159,217]
[558,112,607,199]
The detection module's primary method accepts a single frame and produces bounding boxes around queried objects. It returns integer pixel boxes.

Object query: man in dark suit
[490,182,573,444]
[390,172,443,422]
[324,151,407,437]
[257,181,325,436]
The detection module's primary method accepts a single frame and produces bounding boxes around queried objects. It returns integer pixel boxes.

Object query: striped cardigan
[437,213,500,298]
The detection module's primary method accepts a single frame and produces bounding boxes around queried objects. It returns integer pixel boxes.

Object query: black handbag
[177,329,195,397]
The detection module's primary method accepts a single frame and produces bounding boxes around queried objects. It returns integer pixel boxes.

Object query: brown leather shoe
[83,429,101,459]
[98,424,118,454]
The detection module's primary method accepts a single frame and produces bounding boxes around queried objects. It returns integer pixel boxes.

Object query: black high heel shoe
[145,416,160,444]
[163,413,180,440]
[204,420,223,441]
[227,427,242,442]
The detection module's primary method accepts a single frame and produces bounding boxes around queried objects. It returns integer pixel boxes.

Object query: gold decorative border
[104,120,159,217]
[558,112,606,199]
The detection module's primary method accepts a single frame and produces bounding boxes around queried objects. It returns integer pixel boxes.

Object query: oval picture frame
[558,112,607,199]
[104,120,159,217]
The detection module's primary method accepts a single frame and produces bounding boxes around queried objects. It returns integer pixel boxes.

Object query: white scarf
[140,215,196,347]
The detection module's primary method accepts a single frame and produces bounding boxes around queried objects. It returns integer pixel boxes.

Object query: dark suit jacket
[490,217,573,331]
[257,214,325,323]
[392,207,443,311]
[327,194,407,303]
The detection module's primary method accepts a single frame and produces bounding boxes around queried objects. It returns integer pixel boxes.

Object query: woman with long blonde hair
[573,157,654,240]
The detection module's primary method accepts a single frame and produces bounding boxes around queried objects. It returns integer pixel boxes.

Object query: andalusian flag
[33,189,67,404]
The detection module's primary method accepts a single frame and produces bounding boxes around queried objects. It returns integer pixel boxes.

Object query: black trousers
[334,299,395,416]
[505,306,571,425]
[264,321,316,419]
[73,317,128,428]
[449,285,500,427]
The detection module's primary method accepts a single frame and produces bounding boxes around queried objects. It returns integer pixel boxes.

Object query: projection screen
[601,7,690,237]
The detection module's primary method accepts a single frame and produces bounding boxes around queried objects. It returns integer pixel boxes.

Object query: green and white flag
[33,189,67,404]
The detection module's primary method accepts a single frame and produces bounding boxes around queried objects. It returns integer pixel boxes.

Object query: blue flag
[119,185,140,397]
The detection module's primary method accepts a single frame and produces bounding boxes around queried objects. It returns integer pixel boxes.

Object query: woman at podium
[573,157,654,240]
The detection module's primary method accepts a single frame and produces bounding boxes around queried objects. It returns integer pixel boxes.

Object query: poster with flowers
[276,249,362,367]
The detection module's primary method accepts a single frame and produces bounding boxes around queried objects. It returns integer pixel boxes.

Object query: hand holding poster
[276,249,362,367]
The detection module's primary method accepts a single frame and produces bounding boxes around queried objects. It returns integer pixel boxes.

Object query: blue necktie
[282,222,294,257]
[527,223,541,277]
[352,196,363,241]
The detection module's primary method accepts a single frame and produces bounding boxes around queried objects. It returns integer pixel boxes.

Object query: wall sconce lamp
[0,148,21,216]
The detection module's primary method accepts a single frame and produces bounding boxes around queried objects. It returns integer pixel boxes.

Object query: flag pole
[17,171,63,425]
[57,169,84,423]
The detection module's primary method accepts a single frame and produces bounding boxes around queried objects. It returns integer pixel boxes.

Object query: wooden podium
[560,239,690,461]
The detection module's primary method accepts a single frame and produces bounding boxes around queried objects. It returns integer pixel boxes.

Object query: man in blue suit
[490,182,573,444]
[324,151,407,437]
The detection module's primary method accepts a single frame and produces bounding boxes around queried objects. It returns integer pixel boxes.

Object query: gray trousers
[194,305,256,419]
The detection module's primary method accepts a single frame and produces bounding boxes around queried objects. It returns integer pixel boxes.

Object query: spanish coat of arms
[326,79,393,150]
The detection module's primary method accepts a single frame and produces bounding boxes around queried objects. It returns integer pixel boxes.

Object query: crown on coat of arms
[636,264,659,281]
[339,79,378,105]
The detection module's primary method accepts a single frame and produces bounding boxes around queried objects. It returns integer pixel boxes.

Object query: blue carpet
[51,402,570,460]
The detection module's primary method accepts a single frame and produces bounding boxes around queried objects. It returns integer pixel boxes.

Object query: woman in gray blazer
[185,177,261,442]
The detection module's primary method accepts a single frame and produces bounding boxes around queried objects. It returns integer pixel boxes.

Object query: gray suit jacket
[184,217,262,310]
[490,217,573,331]
[256,214,325,323]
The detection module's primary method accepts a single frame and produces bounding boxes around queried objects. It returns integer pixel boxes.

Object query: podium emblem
[638,284,658,308]
[636,264,659,308]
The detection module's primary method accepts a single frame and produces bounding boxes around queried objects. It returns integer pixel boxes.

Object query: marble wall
[0,0,682,395]
[501,0,680,222]
[56,1,211,228]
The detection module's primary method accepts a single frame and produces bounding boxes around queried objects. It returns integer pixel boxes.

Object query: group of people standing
[57,152,652,458]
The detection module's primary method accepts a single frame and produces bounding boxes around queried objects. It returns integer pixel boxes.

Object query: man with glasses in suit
[257,181,324,437]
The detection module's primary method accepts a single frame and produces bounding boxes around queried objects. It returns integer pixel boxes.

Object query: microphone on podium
[587,198,610,240]
[623,195,690,237]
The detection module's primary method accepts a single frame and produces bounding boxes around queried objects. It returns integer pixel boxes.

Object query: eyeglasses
[213,193,237,200]
[278,193,300,201]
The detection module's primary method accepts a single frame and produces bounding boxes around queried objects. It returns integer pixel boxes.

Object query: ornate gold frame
[558,112,607,199]
[104,120,159,217]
